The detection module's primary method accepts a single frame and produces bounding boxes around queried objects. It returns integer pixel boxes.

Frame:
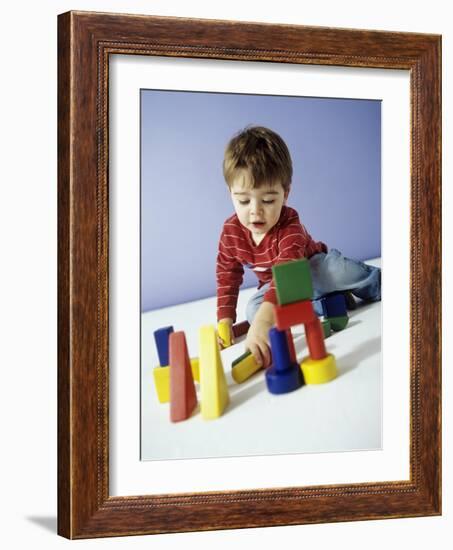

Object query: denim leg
[309,248,381,303]
[245,283,271,324]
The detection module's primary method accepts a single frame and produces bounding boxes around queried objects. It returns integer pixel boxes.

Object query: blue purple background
[141,90,381,312]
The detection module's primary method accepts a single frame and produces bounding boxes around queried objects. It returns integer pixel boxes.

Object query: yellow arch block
[199,325,230,419]
[300,354,337,384]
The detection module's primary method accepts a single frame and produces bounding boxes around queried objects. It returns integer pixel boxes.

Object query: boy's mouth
[251,221,266,229]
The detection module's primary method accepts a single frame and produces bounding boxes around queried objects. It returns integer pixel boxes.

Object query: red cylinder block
[286,329,297,363]
[305,318,327,360]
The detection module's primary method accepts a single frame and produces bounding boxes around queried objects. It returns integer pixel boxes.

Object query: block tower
[271,259,338,386]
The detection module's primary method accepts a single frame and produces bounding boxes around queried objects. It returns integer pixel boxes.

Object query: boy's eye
[238,200,250,205]
[263,200,275,204]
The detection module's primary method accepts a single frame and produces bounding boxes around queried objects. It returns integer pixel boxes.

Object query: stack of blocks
[269,259,338,390]
[150,258,344,419]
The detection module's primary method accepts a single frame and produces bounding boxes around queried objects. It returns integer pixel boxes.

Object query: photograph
[140,89,382,461]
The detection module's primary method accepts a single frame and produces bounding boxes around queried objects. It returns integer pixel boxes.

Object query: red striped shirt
[216,206,327,321]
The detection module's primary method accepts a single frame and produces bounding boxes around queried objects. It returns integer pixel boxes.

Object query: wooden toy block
[305,318,327,360]
[266,327,303,394]
[321,319,332,338]
[329,315,349,332]
[199,325,230,419]
[300,354,337,384]
[231,351,262,383]
[232,320,250,338]
[153,325,174,366]
[169,332,197,422]
[269,326,291,372]
[217,320,232,347]
[324,293,347,318]
[190,357,200,382]
[272,258,313,305]
[153,365,170,403]
[274,300,316,330]
[286,329,297,363]
[154,359,199,403]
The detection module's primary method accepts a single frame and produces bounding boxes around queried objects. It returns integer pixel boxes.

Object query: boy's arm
[216,237,244,323]
[245,301,274,367]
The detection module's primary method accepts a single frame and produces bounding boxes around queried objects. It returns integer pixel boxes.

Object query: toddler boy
[217,126,381,368]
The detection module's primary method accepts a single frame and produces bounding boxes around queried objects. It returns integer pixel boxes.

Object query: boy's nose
[250,201,263,215]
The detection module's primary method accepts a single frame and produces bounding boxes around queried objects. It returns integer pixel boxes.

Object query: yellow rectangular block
[153,365,170,403]
[190,357,200,382]
[199,325,230,419]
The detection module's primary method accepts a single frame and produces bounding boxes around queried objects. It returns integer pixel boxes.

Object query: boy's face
[230,179,288,241]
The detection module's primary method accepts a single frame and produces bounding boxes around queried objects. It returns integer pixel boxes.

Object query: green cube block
[329,315,349,332]
[321,319,332,338]
[272,259,313,305]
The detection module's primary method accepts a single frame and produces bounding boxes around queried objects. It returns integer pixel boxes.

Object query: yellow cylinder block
[217,321,232,347]
[300,354,337,384]
[232,353,262,383]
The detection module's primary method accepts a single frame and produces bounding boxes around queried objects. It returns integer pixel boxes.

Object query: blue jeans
[245,249,381,324]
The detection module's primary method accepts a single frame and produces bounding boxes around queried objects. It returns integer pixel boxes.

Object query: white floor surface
[141,259,381,461]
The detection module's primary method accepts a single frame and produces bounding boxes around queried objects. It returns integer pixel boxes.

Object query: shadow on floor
[336,336,381,377]
[26,516,57,534]
[229,377,267,411]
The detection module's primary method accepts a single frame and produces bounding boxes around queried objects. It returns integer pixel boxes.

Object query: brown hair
[223,126,293,192]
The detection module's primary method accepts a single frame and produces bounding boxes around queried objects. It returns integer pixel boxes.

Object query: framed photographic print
[138,88,383,463]
[58,11,441,538]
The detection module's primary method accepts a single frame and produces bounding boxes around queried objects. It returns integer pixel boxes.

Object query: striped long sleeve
[216,226,244,322]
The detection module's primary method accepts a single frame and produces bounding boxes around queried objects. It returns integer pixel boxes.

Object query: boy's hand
[218,318,235,348]
[245,319,272,368]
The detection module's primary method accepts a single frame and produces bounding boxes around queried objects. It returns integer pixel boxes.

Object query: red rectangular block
[232,320,250,338]
[275,300,316,330]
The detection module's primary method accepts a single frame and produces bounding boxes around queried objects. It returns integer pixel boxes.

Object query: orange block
[169,331,198,422]
[275,300,316,330]
[304,318,327,360]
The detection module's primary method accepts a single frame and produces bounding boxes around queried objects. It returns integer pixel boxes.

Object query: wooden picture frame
[58,10,441,539]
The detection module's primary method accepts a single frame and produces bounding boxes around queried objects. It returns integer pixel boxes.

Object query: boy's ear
[284,189,289,202]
